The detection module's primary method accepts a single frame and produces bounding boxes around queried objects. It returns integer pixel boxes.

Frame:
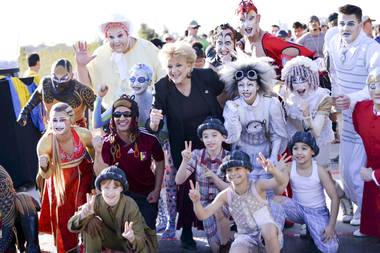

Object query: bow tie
[204,158,221,164]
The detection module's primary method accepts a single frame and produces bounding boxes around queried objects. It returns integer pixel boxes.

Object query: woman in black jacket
[146,41,224,250]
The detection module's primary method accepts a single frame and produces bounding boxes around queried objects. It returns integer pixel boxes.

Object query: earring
[186,71,192,78]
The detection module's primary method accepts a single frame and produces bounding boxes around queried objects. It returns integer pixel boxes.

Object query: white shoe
[350,209,361,226]
[353,229,367,237]
[340,197,353,223]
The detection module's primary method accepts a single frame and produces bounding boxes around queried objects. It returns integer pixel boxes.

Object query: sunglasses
[113,111,133,118]
[52,74,71,83]
[129,76,149,84]
[234,70,258,81]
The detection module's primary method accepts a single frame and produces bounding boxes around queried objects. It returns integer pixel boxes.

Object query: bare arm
[256,153,291,193]
[175,141,193,185]
[92,136,109,175]
[36,134,53,179]
[319,166,339,240]
[189,180,227,220]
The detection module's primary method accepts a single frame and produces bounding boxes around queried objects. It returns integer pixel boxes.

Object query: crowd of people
[1,1,380,253]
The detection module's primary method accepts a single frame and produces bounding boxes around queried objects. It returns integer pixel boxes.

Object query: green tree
[138,23,159,41]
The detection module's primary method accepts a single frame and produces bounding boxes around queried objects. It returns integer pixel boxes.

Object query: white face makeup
[113,106,132,132]
[129,68,149,95]
[216,29,235,63]
[239,10,259,37]
[368,82,380,106]
[166,55,192,85]
[50,111,71,135]
[237,78,259,104]
[291,76,311,98]
[338,13,362,44]
[107,27,130,53]
[101,180,124,207]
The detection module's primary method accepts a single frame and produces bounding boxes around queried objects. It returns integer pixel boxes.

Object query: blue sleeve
[93,96,112,128]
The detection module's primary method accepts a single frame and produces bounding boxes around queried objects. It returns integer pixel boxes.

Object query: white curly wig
[281,56,319,91]
[218,57,277,99]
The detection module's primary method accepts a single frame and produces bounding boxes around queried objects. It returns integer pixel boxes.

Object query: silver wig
[218,56,277,99]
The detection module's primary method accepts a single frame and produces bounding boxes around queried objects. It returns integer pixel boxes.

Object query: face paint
[338,13,361,44]
[129,68,150,95]
[101,180,123,207]
[51,117,69,135]
[51,65,73,92]
[292,77,311,98]
[107,26,130,53]
[216,29,235,63]
[237,78,259,104]
[239,10,259,37]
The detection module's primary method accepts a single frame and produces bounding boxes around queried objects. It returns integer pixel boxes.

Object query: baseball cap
[189,20,201,29]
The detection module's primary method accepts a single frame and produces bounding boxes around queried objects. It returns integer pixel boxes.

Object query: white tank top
[290,160,326,208]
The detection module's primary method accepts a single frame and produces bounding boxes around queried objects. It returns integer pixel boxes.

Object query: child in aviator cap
[68,165,157,253]
[189,149,290,253]
[276,131,339,252]
[175,117,232,252]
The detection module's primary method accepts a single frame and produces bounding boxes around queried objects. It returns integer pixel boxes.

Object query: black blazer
[146,68,224,168]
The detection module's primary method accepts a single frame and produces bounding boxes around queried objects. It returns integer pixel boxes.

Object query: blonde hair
[367,68,380,85]
[159,41,196,67]
[48,102,75,205]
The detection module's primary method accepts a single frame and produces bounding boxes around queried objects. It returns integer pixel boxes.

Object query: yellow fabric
[23,69,41,85]
[11,77,31,107]
[87,38,165,106]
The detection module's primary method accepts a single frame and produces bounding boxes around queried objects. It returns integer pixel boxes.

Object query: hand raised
[181,141,192,162]
[202,164,215,179]
[149,108,163,126]
[188,180,201,203]
[335,95,350,110]
[81,193,95,218]
[92,136,103,152]
[122,221,135,242]
[73,41,96,66]
[256,152,275,174]
[277,153,292,171]
[97,85,109,97]
[38,155,50,170]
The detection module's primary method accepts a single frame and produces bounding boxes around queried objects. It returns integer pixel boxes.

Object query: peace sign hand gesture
[256,152,276,174]
[80,193,95,219]
[188,180,201,203]
[181,141,192,163]
[122,221,135,242]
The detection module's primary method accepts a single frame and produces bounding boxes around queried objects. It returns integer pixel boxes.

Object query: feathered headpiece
[281,56,319,91]
[218,56,277,99]
[236,0,258,15]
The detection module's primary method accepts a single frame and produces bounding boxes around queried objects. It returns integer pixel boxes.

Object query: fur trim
[218,57,277,99]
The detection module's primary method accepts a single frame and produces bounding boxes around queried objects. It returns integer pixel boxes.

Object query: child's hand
[188,180,201,203]
[277,154,292,171]
[80,193,95,218]
[256,152,275,174]
[360,167,373,182]
[322,224,336,242]
[122,221,135,242]
[202,164,216,180]
[181,141,192,162]
[97,85,108,97]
